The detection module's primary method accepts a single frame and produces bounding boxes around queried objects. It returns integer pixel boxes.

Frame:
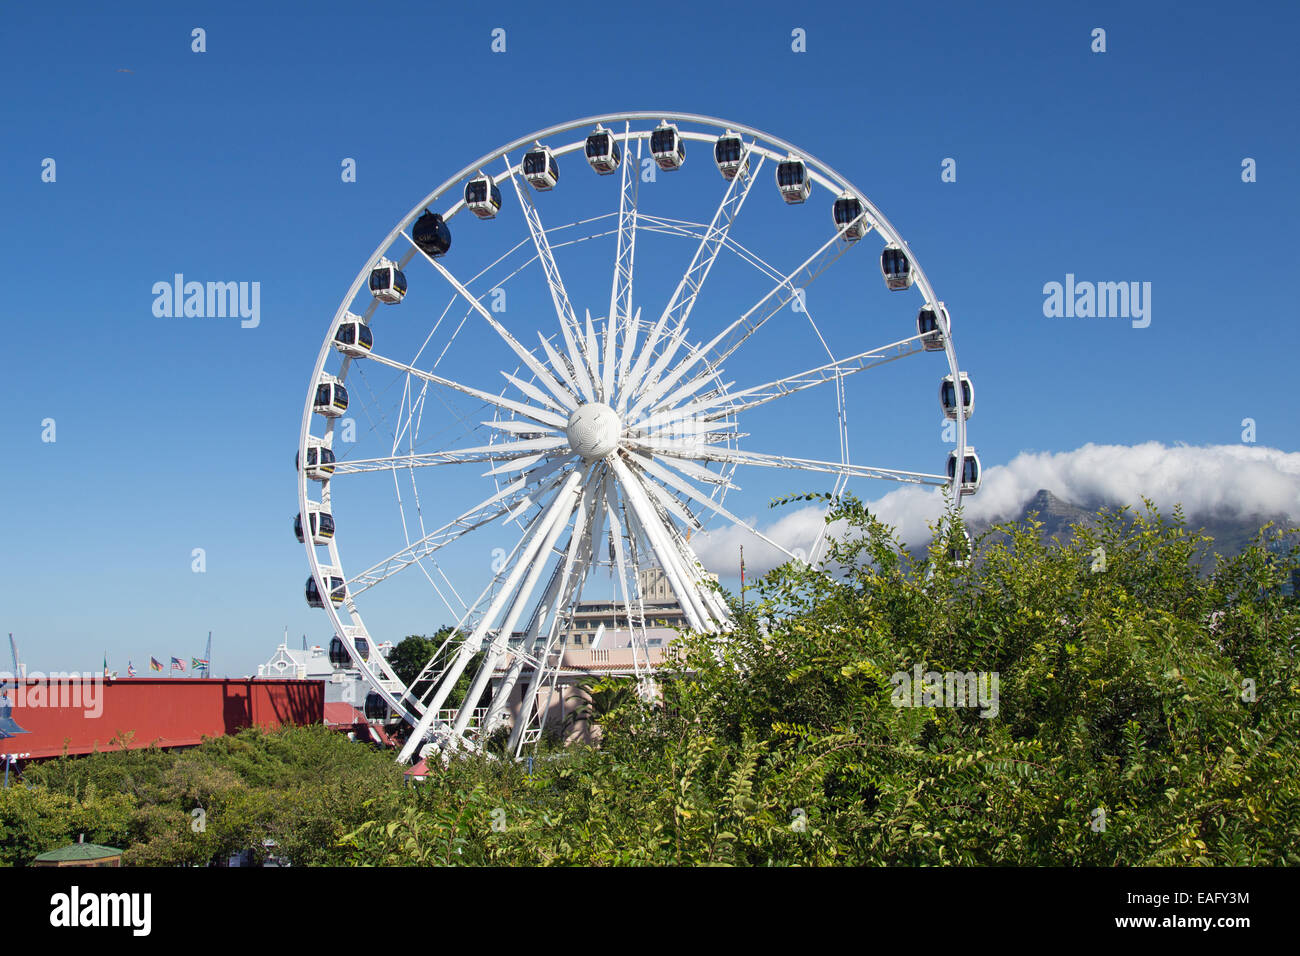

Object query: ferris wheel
[295,112,978,763]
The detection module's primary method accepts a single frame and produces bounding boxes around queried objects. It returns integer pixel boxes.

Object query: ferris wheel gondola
[585,125,621,174]
[333,313,372,357]
[465,174,502,219]
[368,257,407,304]
[522,144,560,190]
[775,154,810,204]
[713,131,746,179]
[917,303,949,352]
[650,120,685,170]
[940,372,974,420]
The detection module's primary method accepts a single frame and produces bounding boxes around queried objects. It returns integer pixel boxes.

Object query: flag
[192,657,209,671]
[150,657,163,672]
[171,657,186,672]
[103,653,110,679]
[127,661,136,678]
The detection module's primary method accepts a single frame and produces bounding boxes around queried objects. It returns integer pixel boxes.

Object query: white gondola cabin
[297,437,335,481]
[412,210,451,258]
[940,372,974,421]
[333,312,372,358]
[947,448,982,497]
[776,154,811,204]
[294,506,336,546]
[328,636,349,668]
[465,174,502,219]
[306,567,346,608]
[714,131,746,180]
[314,374,348,418]
[917,304,949,352]
[585,125,621,174]
[523,144,559,190]
[832,191,869,239]
[341,626,370,662]
[881,243,913,291]
[650,121,685,171]
[369,257,407,304]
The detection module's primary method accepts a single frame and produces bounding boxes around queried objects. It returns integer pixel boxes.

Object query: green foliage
[340,497,1300,866]
[387,628,456,691]
[12,724,402,867]
[10,499,1299,866]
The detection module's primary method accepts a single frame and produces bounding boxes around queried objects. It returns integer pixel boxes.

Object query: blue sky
[1,0,1296,677]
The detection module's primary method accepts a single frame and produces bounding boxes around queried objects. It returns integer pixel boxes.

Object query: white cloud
[691,443,1300,576]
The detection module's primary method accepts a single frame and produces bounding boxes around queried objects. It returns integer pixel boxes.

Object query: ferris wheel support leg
[396,470,584,763]
[610,457,712,634]
[618,459,725,628]
[503,490,600,754]
[485,485,592,741]
[449,473,583,743]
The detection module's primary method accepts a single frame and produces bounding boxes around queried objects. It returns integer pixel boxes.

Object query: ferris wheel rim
[296,111,970,757]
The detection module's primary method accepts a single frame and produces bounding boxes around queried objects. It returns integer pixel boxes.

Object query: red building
[0,677,323,760]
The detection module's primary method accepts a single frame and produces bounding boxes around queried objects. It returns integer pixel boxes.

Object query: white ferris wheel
[295,112,979,763]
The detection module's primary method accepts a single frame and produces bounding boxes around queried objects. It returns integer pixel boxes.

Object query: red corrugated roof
[323,702,364,726]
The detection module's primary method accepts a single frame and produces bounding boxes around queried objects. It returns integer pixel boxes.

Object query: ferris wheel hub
[566,402,621,460]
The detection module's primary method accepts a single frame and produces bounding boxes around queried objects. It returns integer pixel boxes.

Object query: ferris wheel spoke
[506,164,598,399]
[403,231,581,414]
[344,464,572,597]
[365,350,568,430]
[617,307,642,392]
[601,305,619,405]
[447,467,588,743]
[623,448,803,566]
[638,334,926,428]
[616,306,674,416]
[602,128,642,403]
[608,122,640,332]
[623,466,727,627]
[330,437,566,476]
[600,483,654,681]
[628,459,703,532]
[488,475,598,740]
[500,371,568,416]
[329,450,499,475]
[626,144,763,413]
[644,445,950,486]
[583,309,606,401]
[534,331,589,407]
[629,215,866,418]
[609,456,716,633]
[484,417,559,437]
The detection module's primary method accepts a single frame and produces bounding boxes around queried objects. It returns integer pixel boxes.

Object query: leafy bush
[11,499,1298,866]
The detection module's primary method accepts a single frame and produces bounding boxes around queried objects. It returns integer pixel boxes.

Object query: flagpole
[206,631,212,679]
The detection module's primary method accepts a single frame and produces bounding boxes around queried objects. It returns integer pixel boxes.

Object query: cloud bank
[691,443,1300,576]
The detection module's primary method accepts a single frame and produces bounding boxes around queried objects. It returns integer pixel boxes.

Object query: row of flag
[104,656,209,678]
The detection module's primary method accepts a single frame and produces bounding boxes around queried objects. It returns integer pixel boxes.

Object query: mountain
[961,488,1295,567]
